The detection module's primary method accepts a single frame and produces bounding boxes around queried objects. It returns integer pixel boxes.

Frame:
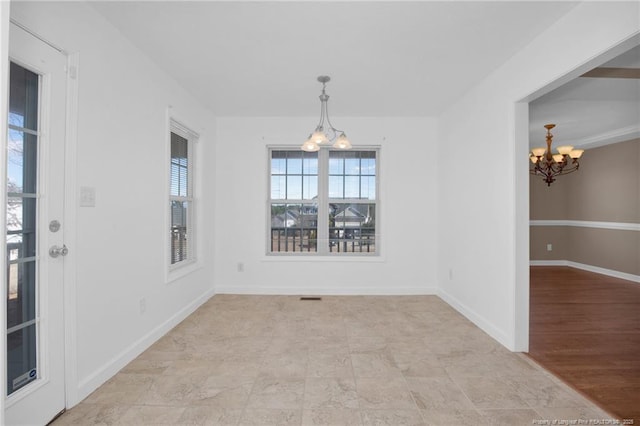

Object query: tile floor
[52,295,613,425]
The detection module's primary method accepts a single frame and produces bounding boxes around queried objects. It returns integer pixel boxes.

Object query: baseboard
[74,287,215,405]
[214,285,438,296]
[530,220,640,231]
[530,260,569,267]
[436,288,512,350]
[530,260,640,283]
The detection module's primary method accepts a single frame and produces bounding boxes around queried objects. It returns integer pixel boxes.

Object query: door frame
[1,16,80,423]
[512,34,640,352]
[62,49,80,409]
[0,3,10,422]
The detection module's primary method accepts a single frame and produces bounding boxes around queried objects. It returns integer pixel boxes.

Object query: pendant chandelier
[301,76,352,152]
[530,124,584,186]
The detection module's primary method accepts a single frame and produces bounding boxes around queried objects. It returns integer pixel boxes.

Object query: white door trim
[62,51,80,408]
[0,2,11,422]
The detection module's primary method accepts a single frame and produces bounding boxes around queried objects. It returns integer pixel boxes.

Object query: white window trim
[166,116,200,282]
[266,145,381,257]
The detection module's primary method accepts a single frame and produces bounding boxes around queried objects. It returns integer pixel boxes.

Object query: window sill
[166,259,202,284]
[262,255,386,263]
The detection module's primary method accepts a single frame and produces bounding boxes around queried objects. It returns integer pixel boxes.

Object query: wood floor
[529,266,640,422]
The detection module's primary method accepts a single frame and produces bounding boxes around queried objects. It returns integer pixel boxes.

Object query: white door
[5,23,67,425]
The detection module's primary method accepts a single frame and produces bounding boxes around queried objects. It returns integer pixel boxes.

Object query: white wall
[437,1,640,351]
[9,2,217,405]
[214,117,438,295]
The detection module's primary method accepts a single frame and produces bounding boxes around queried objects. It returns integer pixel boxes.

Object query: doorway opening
[517,40,640,420]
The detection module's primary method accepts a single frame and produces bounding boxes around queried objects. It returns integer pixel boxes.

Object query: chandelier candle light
[530,124,584,186]
[301,76,352,152]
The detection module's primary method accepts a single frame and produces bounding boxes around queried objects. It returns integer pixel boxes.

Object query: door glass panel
[7,197,37,258]
[7,324,37,394]
[7,261,37,329]
[9,62,38,131]
[7,130,38,194]
[6,62,40,396]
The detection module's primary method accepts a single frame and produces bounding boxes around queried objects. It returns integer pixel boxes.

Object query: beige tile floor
[53,295,613,425]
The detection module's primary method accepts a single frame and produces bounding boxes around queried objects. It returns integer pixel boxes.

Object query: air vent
[300,297,322,301]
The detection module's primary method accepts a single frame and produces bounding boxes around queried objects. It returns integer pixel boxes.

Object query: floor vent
[300,297,322,301]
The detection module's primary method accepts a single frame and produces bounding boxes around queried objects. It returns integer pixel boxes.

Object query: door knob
[49,245,69,258]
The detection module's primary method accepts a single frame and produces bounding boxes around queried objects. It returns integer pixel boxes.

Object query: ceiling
[89,1,638,148]
[530,45,640,149]
[90,1,578,117]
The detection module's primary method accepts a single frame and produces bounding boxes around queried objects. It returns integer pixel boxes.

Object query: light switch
[80,186,96,207]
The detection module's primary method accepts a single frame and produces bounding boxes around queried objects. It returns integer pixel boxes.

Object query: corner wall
[437,2,639,351]
[214,117,438,295]
[9,2,217,405]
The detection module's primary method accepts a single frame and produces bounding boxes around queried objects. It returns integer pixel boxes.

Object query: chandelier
[530,124,584,186]
[301,76,352,152]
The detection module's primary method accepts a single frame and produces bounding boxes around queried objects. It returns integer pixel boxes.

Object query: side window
[169,120,197,267]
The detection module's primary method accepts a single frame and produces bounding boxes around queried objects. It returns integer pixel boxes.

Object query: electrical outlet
[547,243,553,252]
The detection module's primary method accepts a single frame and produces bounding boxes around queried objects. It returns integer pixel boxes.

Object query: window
[269,148,378,255]
[169,120,198,267]
[270,150,319,253]
[328,150,377,253]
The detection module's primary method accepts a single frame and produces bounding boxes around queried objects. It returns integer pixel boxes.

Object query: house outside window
[269,148,379,256]
[169,119,198,268]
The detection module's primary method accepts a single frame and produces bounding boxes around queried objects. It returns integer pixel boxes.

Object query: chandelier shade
[334,133,352,149]
[301,139,320,152]
[301,76,351,152]
[530,124,584,186]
